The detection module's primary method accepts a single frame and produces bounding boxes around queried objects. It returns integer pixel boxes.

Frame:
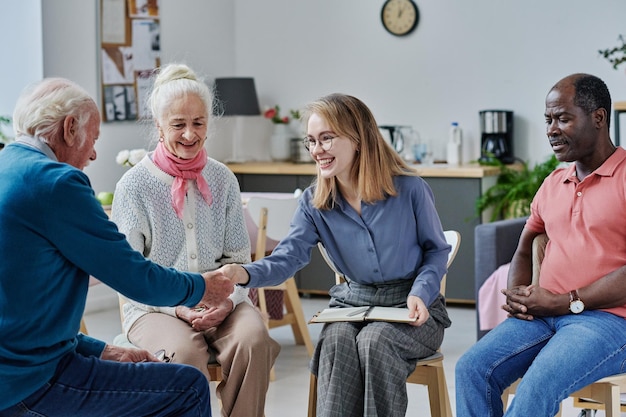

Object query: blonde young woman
[111,63,280,417]
[223,93,452,416]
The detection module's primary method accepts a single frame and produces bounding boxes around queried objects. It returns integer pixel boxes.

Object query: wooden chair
[308,230,461,417]
[502,341,626,415]
[245,196,315,379]
[80,318,88,334]
[501,234,626,417]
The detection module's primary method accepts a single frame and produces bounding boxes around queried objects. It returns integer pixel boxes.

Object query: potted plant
[0,115,12,150]
[599,35,626,70]
[476,154,560,221]
[264,105,301,161]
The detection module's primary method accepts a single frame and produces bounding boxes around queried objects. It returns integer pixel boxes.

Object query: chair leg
[554,402,563,417]
[502,386,512,412]
[283,277,314,356]
[423,365,452,417]
[597,383,621,417]
[308,373,317,417]
[268,363,276,381]
[502,378,519,412]
[503,379,565,417]
[79,318,88,334]
[257,287,269,317]
[254,288,277,381]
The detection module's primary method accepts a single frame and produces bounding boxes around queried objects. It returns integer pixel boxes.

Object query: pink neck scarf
[152,141,213,218]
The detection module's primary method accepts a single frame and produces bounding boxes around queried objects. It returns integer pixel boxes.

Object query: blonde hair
[301,93,416,210]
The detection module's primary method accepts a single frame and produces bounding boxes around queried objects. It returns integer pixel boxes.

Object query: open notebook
[309,306,417,324]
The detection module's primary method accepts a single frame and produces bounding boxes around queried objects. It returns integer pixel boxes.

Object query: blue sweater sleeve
[75,333,106,357]
[46,169,206,307]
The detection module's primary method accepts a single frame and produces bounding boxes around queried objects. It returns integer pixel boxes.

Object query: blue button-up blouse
[244,175,450,306]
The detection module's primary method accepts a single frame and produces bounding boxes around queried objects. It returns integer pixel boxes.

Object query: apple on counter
[96,191,114,207]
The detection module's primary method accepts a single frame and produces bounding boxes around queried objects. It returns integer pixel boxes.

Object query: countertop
[226,161,507,178]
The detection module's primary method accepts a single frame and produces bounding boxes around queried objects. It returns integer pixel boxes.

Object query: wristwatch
[569,290,585,314]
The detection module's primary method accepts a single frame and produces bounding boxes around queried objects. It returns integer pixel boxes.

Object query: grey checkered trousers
[310,278,451,417]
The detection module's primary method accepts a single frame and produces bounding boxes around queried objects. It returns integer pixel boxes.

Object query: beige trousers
[128,302,281,417]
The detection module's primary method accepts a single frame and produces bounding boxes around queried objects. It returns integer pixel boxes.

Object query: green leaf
[476,155,560,221]
[0,115,12,142]
[599,35,626,70]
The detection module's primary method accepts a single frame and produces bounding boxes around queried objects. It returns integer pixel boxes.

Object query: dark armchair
[474,217,527,340]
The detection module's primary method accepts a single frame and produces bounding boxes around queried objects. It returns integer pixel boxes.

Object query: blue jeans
[0,350,211,417]
[456,310,626,417]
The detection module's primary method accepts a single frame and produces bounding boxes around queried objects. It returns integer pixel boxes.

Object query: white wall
[234,0,626,166]
[36,0,236,194]
[4,0,626,194]
[0,1,43,133]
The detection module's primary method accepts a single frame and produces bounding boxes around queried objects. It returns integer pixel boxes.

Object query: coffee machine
[479,110,514,164]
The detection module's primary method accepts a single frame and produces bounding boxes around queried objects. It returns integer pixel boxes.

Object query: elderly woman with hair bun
[111,63,280,417]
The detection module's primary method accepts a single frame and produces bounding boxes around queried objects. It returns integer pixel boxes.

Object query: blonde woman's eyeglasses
[303,134,338,152]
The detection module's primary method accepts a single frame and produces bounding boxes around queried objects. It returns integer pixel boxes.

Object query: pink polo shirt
[526,147,626,318]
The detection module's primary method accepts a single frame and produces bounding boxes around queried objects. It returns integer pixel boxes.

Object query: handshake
[197,264,250,308]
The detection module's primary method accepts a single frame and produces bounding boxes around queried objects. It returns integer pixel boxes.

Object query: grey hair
[148,63,214,138]
[12,78,96,145]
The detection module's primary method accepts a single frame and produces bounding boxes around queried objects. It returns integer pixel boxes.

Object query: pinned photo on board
[103,85,137,122]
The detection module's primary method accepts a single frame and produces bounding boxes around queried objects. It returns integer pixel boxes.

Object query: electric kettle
[378,125,409,154]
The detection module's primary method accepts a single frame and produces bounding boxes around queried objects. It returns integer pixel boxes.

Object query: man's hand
[407,295,429,327]
[501,284,534,320]
[176,299,234,331]
[502,284,568,320]
[101,344,160,363]
[219,264,250,285]
[199,270,234,307]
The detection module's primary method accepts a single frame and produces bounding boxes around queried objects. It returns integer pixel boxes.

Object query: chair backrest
[318,230,461,296]
[443,230,461,268]
[440,230,461,296]
[246,196,299,241]
[531,233,548,285]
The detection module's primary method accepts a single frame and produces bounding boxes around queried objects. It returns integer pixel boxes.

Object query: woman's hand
[101,344,160,363]
[219,264,250,285]
[407,295,429,326]
[176,299,234,331]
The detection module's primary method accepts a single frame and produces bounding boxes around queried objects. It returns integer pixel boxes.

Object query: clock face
[381,0,419,37]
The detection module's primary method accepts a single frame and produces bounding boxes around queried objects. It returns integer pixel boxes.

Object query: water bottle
[447,122,462,165]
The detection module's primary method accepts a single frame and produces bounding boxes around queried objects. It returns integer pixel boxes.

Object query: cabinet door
[238,174,299,192]
[423,177,481,302]
[295,245,336,294]
[297,175,316,191]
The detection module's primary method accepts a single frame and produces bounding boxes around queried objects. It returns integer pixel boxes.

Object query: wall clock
[381,0,419,37]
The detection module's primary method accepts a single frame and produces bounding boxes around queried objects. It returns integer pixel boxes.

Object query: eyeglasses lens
[303,136,334,152]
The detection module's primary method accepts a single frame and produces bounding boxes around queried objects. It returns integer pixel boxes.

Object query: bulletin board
[100,0,160,122]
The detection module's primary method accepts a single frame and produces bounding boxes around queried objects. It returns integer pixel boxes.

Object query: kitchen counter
[226,161,504,178]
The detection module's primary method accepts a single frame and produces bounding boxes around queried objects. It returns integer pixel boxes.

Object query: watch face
[381,0,419,37]
[570,300,585,314]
